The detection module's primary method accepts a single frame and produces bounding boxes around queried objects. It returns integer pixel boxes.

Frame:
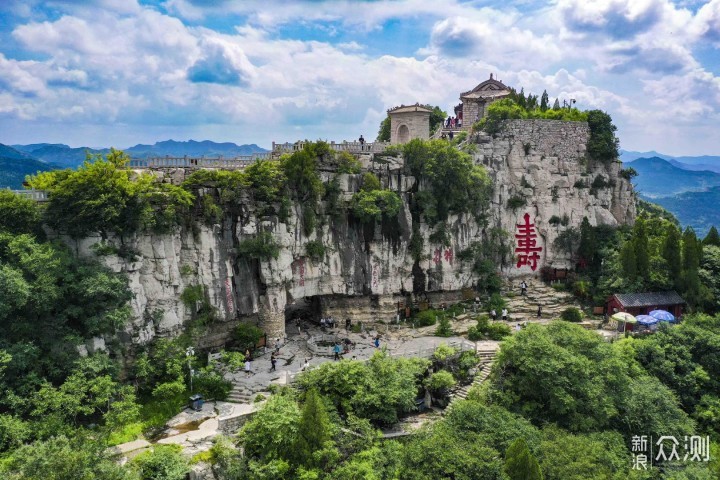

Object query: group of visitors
[440,131,454,141]
[320,316,336,329]
[445,116,462,128]
[490,308,510,321]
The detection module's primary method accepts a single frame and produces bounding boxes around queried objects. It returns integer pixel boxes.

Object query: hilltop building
[387,73,512,144]
[459,73,512,128]
[387,104,432,144]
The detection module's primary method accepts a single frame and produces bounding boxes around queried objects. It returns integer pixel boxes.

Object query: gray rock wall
[68,119,634,347]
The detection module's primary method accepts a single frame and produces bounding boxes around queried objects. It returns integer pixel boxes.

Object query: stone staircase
[226,384,253,404]
[446,347,497,409]
[502,280,585,322]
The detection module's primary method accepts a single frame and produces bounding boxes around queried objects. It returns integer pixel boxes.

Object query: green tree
[488,322,630,433]
[552,98,560,110]
[377,116,391,142]
[505,438,543,480]
[540,90,549,112]
[586,110,619,162]
[427,105,447,133]
[241,393,301,461]
[401,422,505,480]
[621,240,638,282]
[578,217,596,265]
[633,216,650,282]
[664,223,683,290]
[703,226,720,247]
[293,389,333,468]
[682,227,702,308]
[132,444,189,480]
[1,435,134,480]
[0,190,41,235]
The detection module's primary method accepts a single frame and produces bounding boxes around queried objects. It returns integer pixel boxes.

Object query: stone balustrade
[128,153,272,169]
[7,189,49,201]
[272,140,392,155]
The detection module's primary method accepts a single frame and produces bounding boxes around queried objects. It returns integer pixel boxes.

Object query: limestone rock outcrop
[64,119,635,347]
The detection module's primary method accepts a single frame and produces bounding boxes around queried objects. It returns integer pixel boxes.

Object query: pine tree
[293,388,332,467]
[504,438,543,480]
[621,240,637,282]
[682,228,701,308]
[518,88,527,109]
[552,98,560,110]
[663,224,682,291]
[703,226,720,247]
[540,90,549,112]
[633,216,650,284]
[578,217,596,266]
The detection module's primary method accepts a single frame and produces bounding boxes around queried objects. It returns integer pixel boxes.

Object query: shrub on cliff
[402,139,491,224]
[238,232,280,260]
[28,149,194,238]
[586,110,620,163]
[351,189,402,223]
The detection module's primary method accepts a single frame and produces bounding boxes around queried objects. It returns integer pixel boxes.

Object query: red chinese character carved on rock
[433,248,442,265]
[515,213,542,271]
[444,248,453,264]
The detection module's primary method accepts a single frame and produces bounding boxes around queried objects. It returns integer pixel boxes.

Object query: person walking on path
[301,358,310,371]
[345,318,351,331]
[245,359,252,377]
[295,318,301,334]
[270,352,277,372]
[520,280,528,296]
[333,343,341,361]
[274,338,282,353]
[374,336,380,348]
[502,308,508,321]
[491,309,497,321]
[537,304,542,318]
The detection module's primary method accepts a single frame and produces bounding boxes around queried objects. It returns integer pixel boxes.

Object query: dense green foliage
[297,351,429,425]
[29,149,194,238]
[474,98,588,136]
[403,139,491,224]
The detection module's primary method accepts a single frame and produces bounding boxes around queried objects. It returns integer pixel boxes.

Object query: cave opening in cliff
[284,295,322,326]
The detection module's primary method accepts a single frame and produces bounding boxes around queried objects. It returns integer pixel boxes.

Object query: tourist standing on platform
[333,343,341,361]
[270,352,277,372]
[359,135,365,151]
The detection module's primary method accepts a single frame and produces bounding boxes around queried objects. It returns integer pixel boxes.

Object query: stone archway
[397,124,410,143]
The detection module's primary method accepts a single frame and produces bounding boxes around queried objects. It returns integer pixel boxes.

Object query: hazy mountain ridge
[624,156,720,198]
[621,149,720,172]
[0,144,55,188]
[0,140,269,188]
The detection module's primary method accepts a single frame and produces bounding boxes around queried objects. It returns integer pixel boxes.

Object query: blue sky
[0,0,719,155]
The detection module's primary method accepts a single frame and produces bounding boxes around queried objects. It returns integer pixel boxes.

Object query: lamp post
[186,346,195,393]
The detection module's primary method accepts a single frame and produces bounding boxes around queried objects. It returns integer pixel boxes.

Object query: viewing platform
[128,153,272,169]
[6,189,49,202]
[272,140,391,155]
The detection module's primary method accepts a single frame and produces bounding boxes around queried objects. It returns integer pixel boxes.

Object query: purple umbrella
[637,315,659,326]
[649,310,675,322]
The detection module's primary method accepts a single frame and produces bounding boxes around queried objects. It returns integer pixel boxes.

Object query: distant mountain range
[624,154,720,236]
[624,157,720,198]
[621,149,720,173]
[0,140,268,188]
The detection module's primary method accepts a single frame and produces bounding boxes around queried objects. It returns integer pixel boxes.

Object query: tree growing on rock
[504,438,543,480]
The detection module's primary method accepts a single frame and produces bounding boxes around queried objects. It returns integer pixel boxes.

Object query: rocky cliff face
[66,119,635,347]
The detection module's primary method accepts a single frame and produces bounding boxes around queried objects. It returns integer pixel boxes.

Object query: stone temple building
[386,74,512,144]
[459,73,512,127]
[387,104,432,144]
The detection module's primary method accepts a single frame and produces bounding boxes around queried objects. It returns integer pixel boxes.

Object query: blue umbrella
[637,315,659,326]
[649,310,675,322]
